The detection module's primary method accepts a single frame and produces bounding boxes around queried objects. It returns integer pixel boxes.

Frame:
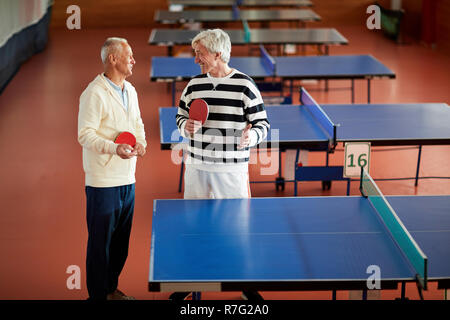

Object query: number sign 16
[344,142,371,178]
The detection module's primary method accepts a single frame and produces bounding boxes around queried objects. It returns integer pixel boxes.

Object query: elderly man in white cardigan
[78,37,146,300]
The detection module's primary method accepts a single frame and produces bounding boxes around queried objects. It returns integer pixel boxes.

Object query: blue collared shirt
[104,75,128,112]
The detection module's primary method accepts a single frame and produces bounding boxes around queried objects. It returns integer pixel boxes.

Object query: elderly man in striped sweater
[174,29,270,301]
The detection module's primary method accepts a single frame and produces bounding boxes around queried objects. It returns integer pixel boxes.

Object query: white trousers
[184,166,251,199]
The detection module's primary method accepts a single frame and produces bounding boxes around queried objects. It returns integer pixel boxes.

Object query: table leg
[351,79,355,103]
[415,145,422,186]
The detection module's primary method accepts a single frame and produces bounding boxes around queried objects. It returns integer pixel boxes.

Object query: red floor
[0,25,449,300]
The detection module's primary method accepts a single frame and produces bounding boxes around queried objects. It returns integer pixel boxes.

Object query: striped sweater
[176,69,270,172]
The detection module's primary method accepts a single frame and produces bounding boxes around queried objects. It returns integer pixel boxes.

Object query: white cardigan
[78,74,146,187]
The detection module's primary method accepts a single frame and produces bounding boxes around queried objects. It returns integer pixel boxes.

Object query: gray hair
[191,29,231,63]
[100,37,128,64]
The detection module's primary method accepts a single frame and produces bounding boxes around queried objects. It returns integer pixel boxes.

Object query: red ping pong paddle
[115,131,136,148]
[189,99,209,124]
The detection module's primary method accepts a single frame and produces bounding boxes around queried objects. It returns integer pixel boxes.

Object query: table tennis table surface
[149,28,348,46]
[169,0,313,7]
[151,55,395,80]
[158,103,450,150]
[149,195,450,292]
[155,9,320,24]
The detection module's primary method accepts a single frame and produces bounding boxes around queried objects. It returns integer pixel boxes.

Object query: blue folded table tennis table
[151,52,395,105]
[149,171,450,299]
[158,88,450,191]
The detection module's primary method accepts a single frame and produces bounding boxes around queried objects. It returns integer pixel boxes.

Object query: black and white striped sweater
[176,69,270,172]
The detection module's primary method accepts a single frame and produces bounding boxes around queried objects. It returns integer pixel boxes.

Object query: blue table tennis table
[149,28,348,57]
[158,88,450,191]
[168,0,313,8]
[148,172,450,299]
[155,9,320,27]
[151,51,395,105]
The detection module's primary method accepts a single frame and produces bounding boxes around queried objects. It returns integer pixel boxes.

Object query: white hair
[100,37,128,64]
[191,29,231,63]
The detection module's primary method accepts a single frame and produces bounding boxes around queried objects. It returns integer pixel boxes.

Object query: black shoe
[169,292,191,301]
[241,290,264,301]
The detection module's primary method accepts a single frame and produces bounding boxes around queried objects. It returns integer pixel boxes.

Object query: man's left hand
[134,142,146,157]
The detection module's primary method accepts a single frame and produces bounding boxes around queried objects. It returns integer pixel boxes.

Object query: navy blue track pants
[85,184,135,300]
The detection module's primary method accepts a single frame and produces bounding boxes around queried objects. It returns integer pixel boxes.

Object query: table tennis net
[360,169,428,289]
[300,88,336,145]
[242,19,251,43]
[259,45,276,75]
[232,4,240,19]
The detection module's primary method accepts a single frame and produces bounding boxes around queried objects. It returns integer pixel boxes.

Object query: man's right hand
[184,119,202,135]
[116,144,138,159]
